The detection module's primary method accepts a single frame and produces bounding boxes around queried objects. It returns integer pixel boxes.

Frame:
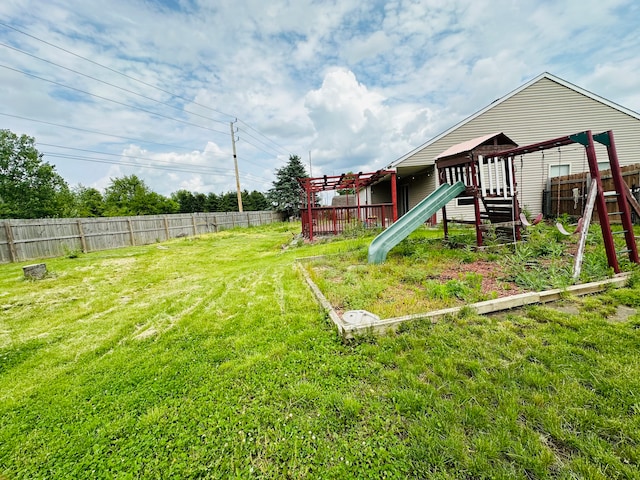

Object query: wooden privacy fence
[0,211,282,264]
[544,163,640,221]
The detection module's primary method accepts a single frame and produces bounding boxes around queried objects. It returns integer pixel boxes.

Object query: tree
[218,191,238,212]
[192,193,207,212]
[205,192,220,212]
[171,189,196,213]
[171,189,269,213]
[268,154,307,219]
[0,129,71,218]
[246,190,269,211]
[104,175,177,216]
[72,185,105,217]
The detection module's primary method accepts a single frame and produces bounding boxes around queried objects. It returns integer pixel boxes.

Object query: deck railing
[300,204,395,238]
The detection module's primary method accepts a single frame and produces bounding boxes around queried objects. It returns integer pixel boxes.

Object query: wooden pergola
[298,170,398,241]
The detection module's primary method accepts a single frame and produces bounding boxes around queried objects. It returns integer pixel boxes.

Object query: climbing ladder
[572,130,639,273]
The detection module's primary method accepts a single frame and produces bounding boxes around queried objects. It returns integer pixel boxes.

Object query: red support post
[439,169,450,241]
[600,130,639,265]
[307,184,314,242]
[356,177,361,223]
[584,131,620,273]
[390,171,398,222]
[470,154,483,246]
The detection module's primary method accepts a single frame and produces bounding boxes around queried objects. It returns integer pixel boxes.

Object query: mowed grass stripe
[1,223,639,479]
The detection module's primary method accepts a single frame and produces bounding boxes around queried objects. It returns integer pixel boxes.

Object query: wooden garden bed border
[297,258,631,340]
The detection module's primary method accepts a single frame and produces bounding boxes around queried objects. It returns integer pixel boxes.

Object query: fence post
[192,214,198,236]
[127,218,136,246]
[3,221,17,263]
[163,216,170,240]
[77,219,88,253]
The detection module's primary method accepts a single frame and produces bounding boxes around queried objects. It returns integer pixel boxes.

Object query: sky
[1,0,639,198]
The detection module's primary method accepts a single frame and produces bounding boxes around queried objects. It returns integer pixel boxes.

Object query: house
[370,72,640,221]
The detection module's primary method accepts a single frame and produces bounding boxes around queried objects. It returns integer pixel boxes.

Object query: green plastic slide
[368,182,466,264]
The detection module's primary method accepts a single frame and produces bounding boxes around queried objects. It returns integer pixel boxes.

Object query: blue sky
[1,0,639,196]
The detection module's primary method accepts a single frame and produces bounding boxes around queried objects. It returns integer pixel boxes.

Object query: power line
[38,142,229,174]
[236,155,279,173]
[1,22,291,159]
[4,112,276,180]
[237,119,292,156]
[0,64,230,136]
[238,128,288,157]
[43,151,272,184]
[0,22,236,122]
[43,152,232,176]
[37,141,277,179]
[1,23,286,192]
[0,112,229,156]
[0,42,230,127]
[238,138,284,160]
[39,144,274,182]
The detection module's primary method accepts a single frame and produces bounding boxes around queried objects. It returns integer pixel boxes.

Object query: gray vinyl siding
[370,186,391,204]
[401,166,436,209]
[408,174,431,209]
[397,77,640,220]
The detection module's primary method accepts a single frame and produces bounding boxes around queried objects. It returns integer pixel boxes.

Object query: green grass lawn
[1,223,639,479]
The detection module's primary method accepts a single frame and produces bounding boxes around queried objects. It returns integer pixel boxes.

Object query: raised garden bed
[300,223,637,337]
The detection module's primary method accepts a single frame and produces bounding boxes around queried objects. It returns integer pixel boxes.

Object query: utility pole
[308,150,312,177]
[230,121,243,212]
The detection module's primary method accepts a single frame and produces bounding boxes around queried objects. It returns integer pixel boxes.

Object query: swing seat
[556,217,583,235]
[519,212,543,227]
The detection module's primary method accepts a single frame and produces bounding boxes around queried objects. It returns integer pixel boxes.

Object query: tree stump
[23,263,47,280]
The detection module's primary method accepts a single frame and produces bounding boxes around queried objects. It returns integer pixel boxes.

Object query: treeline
[1,129,271,219]
[5,173,270,219]
[171,189,269,214]
[70,175,270,218]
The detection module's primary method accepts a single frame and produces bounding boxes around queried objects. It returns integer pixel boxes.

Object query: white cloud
[306,68,385,133]
[342,31,393,64]
[303,67,430,173]
[1,0,639,196]
[92,141,240,195]
[584,59,640,111]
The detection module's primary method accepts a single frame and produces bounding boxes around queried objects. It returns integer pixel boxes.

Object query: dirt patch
[608,305,637,323]
[553,304,581,315]
[436,259,527,298]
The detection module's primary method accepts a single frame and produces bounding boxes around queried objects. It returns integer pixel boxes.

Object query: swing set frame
[436,129,638,273]
[496,129,639,273]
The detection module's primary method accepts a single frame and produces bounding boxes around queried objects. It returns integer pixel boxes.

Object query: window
[549,164,570,178]
[597,161,610,172]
